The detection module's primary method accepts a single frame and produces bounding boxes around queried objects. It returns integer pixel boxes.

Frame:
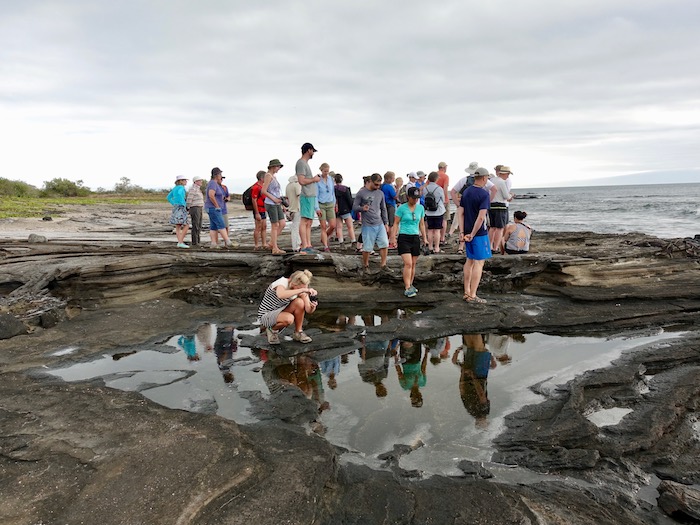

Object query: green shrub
[0,177,41,197]
[41,178,91,197]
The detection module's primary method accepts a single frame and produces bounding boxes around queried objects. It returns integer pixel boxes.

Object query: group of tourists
[166,167,237,249]
[168,144,534,329]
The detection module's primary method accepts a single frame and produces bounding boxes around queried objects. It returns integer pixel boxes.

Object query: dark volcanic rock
[657,480,700,522]
[0,313,27,339]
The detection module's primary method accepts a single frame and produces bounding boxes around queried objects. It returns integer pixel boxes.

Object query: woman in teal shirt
[167,175,190,248]
[391,186,427,297]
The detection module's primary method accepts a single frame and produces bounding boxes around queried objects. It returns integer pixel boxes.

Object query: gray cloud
[1,0,698,190]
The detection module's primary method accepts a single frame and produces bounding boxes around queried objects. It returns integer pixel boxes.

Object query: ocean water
[229,183,700,240]
[508,183,700,239]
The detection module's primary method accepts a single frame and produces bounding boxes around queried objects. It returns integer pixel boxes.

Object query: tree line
[0,177,164,197]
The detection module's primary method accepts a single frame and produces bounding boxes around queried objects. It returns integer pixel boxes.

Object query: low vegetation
[0,176,167,219]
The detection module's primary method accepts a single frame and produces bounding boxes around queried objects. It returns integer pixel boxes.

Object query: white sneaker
[292,331,312,344]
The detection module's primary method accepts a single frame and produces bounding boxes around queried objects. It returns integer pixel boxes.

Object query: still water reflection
[48,315,676,476]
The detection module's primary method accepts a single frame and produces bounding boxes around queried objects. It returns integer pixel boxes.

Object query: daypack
[397,185,408,204]
[424,188,439,211]
[242,185,254,210]
[459,176,476,195]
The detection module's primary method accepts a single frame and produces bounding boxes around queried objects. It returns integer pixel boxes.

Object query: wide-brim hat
[465,161,479,175]
[408,171,417,179]
[268,159,283,169]
[175,175,188,182]
[192,175,204,182]
[416,170,426,178]
[498,165,513,174]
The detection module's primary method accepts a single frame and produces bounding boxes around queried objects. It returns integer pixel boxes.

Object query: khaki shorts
[319,201,336,221]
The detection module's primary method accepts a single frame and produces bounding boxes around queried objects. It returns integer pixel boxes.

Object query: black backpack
[459,176,476,195]
[242,185,254,210]
[424,188,439,211]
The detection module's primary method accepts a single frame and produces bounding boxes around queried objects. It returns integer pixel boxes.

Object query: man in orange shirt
[436,161,450,244]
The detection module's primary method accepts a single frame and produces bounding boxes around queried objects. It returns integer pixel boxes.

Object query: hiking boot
[266,328,280,345]
[292,331,312,343]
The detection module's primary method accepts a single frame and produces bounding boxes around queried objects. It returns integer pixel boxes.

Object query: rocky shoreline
[1,202,699,524]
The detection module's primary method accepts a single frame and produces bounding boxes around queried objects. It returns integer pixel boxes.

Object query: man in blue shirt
[381,171,397,248]
[459,167,491,303]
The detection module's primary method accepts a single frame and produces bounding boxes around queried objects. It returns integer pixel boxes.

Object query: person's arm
[208,187,219,209]
[352,191,364,213]
[380,195,388,228]
[463,209,488,242]
[391,211,401,241]
[298,173,321,186]
[251,185,262,219]
[419,215,428,244]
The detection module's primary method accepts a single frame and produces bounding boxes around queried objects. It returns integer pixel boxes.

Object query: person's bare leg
[362,251,370,268]
[379,247,388,267]
[410,255,418,286]
[401,253,412,289]
[346,218,356,242]
[463,259,473,297]
[469,259,485,299]
[320,219,329,248]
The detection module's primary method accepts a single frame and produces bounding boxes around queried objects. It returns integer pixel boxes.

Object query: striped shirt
[257,277,294,319]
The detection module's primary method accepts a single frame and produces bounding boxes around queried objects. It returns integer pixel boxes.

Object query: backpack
[242,185,254,210]
[424,188,439,212]
[459,176,476,195]
[397,185,408,204]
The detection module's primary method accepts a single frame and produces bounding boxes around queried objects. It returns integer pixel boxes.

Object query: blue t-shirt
[204,181,225,211]
[381,183,397,207]
[395,203,425,235]
[460,185,490,236]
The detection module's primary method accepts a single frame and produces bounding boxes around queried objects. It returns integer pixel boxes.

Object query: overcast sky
[2,0,699,193]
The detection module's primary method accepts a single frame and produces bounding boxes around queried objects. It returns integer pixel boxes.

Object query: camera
[308,294,318,303]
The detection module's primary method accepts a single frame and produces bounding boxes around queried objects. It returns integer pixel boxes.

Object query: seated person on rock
[257,270,318,345]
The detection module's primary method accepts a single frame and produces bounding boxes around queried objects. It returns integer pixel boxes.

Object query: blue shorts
[361,224,389,251]
[466,234,492,261]
[208,208,226,231]
[300,195,317,220]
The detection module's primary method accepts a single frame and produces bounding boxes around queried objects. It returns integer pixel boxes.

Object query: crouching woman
[257,270,318,345]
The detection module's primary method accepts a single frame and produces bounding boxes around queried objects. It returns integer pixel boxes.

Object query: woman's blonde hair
[288,269,312,287]
[319,162,330,171]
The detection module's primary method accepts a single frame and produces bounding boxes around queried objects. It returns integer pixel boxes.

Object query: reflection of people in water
[358,337,391,398]
[395,341,427,407]
[214,325,237,383]
[453,334,496,428]
[319,355,341,390]
[177,335,200,361]
[195,322,215,352]
[425,337,448,366]
[263,355,329,413]
[485,333,512,365]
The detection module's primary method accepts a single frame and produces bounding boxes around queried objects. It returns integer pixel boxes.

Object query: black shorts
[397,234,421,256]
[426,215,444,230]
[488,204,507,229]
[253,209,267,220]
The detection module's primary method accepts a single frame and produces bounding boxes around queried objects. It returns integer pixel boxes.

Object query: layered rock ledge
[1,204,699,524]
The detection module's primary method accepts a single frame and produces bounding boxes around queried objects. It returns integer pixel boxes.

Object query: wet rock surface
[1,203,699,524]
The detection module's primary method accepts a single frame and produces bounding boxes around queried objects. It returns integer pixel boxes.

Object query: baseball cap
[301,142,317,153]
[407,186,421,199]
[211,167,222,176]
[408,172,417,179]
[438,161,447,169]
[416,170,426,178]
[192,175,204,183]
[473,167,489,177]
